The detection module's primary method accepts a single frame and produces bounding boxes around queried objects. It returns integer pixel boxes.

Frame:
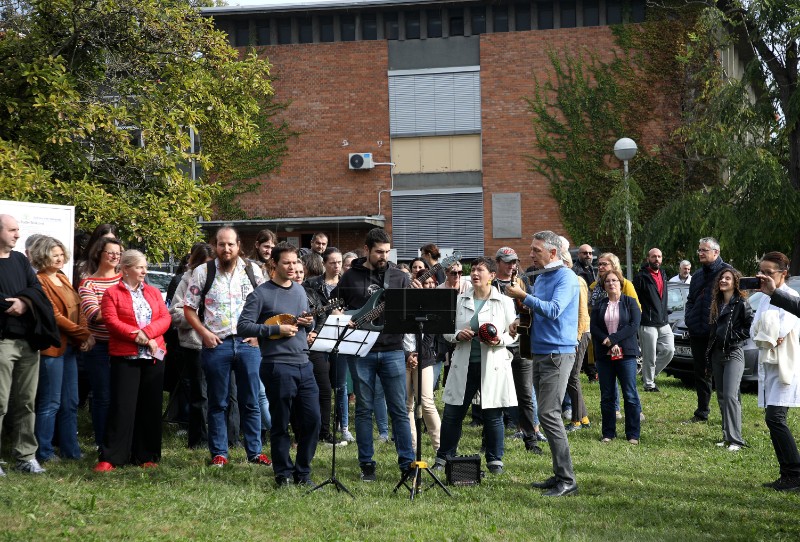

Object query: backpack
[197,259,258,322]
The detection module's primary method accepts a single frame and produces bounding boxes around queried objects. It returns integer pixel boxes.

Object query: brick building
[202,0,647,260]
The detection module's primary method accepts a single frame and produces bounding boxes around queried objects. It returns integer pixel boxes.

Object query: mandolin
[347,251,462,332]
[263,298,344,339]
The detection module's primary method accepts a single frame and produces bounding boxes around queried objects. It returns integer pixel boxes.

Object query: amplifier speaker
[445,454,481,486]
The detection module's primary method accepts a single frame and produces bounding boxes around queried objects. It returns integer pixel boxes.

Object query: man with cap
[493,247,545,453]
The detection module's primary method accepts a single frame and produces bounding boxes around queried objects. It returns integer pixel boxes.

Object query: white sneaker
[562,409,572,421]
[341,428,356,442]
[727,444,742,452]
[15,458,46,474]
[716,441,729,447]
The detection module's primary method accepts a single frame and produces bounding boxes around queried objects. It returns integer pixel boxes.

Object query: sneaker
[141,461,158,468]
[628,439,639,445]
[294,477,315,488]
[211,455,228,467]
[321,435,348,447]
[615,411,623,420]
[565,423,583,433]
[534,431,548,442]
[248,453,272,466]
[643,386,660,392]
[640,412,646,423]
[341,428,356,442]
[726,444,742,452]
[525,444,544,455]
[377,434,390,443]
[510,430,525,440]
[716,441,730,447]
[431,460,445,472]
[762,477,782,489]
[275,475,292,487]
[487,464,504,475]
[15,459,45,474]
[773,476,800,492]
[360,463,376,482]
[93,461,114,472]
[562,409,572,421]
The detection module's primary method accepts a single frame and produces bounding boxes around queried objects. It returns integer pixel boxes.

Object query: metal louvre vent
[389,71,481,137]
[391,191,484,260]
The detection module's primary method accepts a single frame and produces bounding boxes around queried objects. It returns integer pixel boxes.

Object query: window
[493,6,509,32]
[607,0,623,24]
[538,2,554,30]
[514,3,531,31]
[471,7,486,35]
[340,14,355,41]
[298,17,312,43]
[255,19,270,46]
[427,9,442,38]
[631,0,646,22]
[363,13,378,40]
[320,16,334,42]
[405,11,420,39]
[384,12,399,40]
[277,18,292,44]
[234,20,249,47]
[560,1,576,28]
[449,11,464,36]
[584,0,600,26]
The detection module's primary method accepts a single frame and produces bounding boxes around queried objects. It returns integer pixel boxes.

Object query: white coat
[442,286,518,409]
[752,285,800,407]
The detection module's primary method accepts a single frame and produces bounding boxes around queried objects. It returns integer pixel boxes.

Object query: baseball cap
[495,247,518,262]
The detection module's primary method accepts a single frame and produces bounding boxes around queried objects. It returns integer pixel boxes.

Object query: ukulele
[264,298,344,339]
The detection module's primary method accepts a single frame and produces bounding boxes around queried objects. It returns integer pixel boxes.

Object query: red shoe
[94,461,115,472]
[248,453,272,466]
[211,455,228,467]
[141,462,158,468]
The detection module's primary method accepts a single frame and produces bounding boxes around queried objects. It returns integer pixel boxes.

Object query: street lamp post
[614,137,637,281]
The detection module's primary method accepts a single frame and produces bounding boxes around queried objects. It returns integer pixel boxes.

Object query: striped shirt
[79,273,122,341]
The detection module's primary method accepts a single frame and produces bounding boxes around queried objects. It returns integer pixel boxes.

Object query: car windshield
[667,285,688,312]
[146,273,172,292]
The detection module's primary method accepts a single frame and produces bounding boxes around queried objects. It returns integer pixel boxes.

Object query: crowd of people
[1,213,799,494]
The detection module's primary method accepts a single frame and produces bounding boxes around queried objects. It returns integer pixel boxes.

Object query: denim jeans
[84,340,111,448]
[345,350,414,470]
[201,337,262,459]
[437,362,505,468]
[258,380,271,432]
[596,356,641,440]
[374,377,389,437]
[36,348,81,461]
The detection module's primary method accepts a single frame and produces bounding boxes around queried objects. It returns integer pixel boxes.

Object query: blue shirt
[523,267,580,354]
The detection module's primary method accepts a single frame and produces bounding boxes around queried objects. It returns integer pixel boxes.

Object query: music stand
[383,288,456,501]
[307,314,380,499]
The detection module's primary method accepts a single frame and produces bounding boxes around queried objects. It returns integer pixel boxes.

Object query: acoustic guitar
[264,298,344,339]
[347,252,462,332]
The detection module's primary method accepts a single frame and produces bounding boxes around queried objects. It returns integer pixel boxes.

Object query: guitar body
[263,298,344,339]
[345,290,385,332]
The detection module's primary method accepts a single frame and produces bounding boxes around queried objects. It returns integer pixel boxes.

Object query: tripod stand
[308,314,379,499]
[383,288,455,501]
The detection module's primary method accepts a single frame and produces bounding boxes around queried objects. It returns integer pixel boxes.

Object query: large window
[560,1,576,28]
[234,20,249,47]
[493,6,509,32]
[363,13,378,40]
[385,12,399,40]
[471,7,486,35]
[298,17,312,43]
[277,18,292,44]
[584,0,600,26]
[427,9,443,38]
[538,2,554,29]
[449,10,464,36]
[514,3,531,31]
[607,0,623,24]
[255,19,269,46]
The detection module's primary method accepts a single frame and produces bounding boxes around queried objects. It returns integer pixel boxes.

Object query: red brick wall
[244,41,394,224]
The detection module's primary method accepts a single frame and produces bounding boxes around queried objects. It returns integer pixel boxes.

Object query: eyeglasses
[448,271,462,276]
[103,251,121,258]
[580,251,593,255]
[597,262,611,267]
[760,269,783,276]
[697,248,715,253]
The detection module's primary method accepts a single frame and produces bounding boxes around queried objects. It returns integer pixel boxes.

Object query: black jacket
[0,251,59,350]
[573,261,597,287]
[632,263,669,327]
[590,295,642,360]
[769,288,800,319]
[705,294,752,362]
[684,256,732,337]
[330,258,410,352]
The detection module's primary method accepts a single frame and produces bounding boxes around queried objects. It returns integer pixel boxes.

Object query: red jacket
[101,281,171,358]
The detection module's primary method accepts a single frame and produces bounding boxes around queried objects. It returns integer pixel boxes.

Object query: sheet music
[309,314,380,357]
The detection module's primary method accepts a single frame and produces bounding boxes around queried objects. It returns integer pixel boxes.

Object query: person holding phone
[706,269,752,452]
[94,250,171,471]
[590,268,642,444]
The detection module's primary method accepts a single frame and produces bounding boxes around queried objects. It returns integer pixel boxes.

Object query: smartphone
[153,348,166,361]
[740,277,761,290]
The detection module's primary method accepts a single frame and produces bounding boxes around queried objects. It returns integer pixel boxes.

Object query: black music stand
[383,288,456,500]
[307,315,380,499]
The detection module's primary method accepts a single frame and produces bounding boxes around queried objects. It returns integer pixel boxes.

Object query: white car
[145,270,175,302]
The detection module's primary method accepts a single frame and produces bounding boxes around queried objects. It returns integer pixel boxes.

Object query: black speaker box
[445,454,481,486]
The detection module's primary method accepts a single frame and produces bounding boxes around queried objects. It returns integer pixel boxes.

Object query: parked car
[145,270,175,302]
[665,276,800,388]
[667,282,690,327]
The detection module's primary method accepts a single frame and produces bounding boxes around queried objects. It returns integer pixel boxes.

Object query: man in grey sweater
[238,243,320,487]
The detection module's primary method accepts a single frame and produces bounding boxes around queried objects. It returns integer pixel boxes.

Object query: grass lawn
[1,375,799,541]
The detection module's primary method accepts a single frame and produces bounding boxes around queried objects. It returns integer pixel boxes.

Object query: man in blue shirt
[506,230,580,497]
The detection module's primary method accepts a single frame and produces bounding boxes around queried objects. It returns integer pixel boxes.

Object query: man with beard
[633,248,675,392]
[573,244,597,287]
[238,243,320,486]
[183,227,271,467]
[330,228,415,482]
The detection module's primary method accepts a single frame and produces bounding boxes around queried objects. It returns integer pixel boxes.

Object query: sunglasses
[448,271,462,276]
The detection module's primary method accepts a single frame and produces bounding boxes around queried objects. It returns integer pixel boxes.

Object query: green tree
[0,0,290,260]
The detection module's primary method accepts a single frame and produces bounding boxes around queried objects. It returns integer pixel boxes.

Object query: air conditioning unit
[349,153,374,170]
